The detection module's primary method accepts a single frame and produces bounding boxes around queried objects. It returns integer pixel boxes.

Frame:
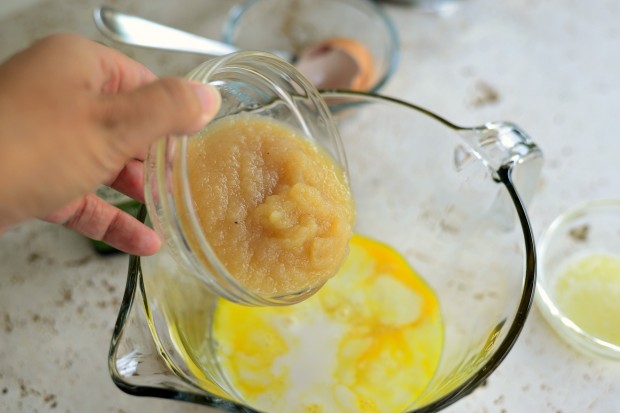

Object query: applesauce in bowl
[182,113,355,296]
[144,51,352,306]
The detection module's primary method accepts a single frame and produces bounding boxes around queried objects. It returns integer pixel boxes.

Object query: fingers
[44,194,161,256]
[97,78,221,157]
[95,40,158,94]
[106,159,145,202]
[32,33,157,93]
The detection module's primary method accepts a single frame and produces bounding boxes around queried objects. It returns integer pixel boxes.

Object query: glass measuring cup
[109,53,542,412]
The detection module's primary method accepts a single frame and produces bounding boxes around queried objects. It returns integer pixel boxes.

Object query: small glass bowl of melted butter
[119,51,543,413]
[537,199,620,360]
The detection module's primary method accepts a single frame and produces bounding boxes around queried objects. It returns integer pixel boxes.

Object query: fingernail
[191,82,221,124]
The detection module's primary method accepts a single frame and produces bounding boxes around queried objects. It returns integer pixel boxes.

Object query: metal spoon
[92,6,293,61]
[93,6,365,90]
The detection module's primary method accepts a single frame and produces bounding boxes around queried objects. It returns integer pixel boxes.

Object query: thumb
[99,77,221,154]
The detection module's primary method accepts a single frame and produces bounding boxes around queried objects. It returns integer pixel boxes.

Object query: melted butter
[555,253,620,345]
[213,234,444,412]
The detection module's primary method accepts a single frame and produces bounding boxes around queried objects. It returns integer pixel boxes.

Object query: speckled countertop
[1,0,620,412]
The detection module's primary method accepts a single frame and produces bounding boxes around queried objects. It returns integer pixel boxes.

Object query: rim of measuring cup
[110,91,538,413]
[222,0,400,94]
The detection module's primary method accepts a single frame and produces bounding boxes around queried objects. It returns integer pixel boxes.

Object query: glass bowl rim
[535,198,620,360]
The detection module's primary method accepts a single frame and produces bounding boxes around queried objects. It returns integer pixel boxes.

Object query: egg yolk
[213,234,444,412]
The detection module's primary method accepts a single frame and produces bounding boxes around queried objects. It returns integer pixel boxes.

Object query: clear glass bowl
[537,199,620,360]
[108,51,542,411]
[222,0,399,93]
[143,51,346,306]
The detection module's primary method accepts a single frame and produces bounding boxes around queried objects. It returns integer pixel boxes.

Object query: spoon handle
[93,6,238,57]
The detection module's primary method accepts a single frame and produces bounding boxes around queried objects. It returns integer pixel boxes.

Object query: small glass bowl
[144,51,346,306]
[222,0,399,93]
[536,199,620,360]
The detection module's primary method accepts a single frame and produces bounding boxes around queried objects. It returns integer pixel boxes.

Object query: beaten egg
[213,234,444,412]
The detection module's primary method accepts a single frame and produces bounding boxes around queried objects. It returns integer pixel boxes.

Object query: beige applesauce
[183,113,355,297]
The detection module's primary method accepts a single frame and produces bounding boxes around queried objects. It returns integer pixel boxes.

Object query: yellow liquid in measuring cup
[157,234,444,412]
[219,234,444,412]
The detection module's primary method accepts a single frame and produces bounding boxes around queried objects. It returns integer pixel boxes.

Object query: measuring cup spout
[108,254,195,399]
[456,122,543,208]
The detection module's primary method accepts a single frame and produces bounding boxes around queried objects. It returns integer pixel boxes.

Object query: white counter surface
[1,0,620,412]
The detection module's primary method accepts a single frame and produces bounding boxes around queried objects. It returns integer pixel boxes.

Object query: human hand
[0,33,220,256]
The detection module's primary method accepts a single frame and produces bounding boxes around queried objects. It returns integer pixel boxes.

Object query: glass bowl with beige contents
[144,51,354,306]
[112,51,543,413]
